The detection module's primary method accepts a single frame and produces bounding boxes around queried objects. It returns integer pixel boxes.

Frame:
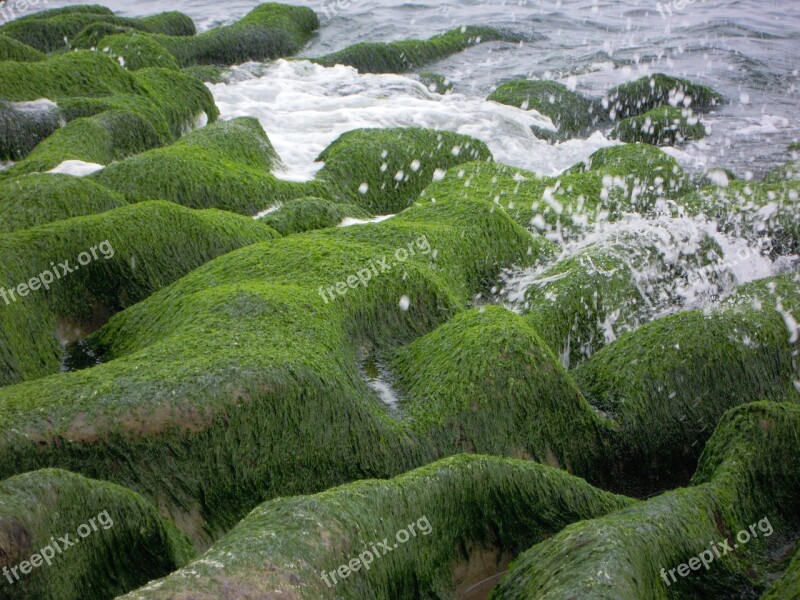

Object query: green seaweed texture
[0,5,795,599]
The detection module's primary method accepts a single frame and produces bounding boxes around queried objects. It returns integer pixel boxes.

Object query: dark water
[39,0,800,177]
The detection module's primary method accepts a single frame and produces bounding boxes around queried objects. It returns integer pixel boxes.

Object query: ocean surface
[34,0,800,353]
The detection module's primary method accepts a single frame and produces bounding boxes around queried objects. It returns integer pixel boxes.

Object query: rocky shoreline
[0,4,799,599]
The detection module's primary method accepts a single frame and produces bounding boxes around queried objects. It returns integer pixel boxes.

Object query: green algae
[575,273,800,492]
[522,230,728,369]
[605,73,724,119]
[91,117,309,215]
[258,197,370,235]
[0,34,44,62]
[392,306,614,479]
[0,8,195,54]
[117,454,632,599]
[612,105,707,145]
[488,79,604,137]
[0,173,128,233]
[181,64,226,84]
[680,179,800,256]
[421,144,690,238]
[152,3,319,67]
[0,468,193,600]
[761,545,800,599]
[91,122,496,217]
[492,402,800,599]
[4,64,218,175]
[0,200,277,386]
[96,33,180,71]
[0,196,541,545]
[313,26,523,73]
[316,127,493,213]
[0,51,139,102]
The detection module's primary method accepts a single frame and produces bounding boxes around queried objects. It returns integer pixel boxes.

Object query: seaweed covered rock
[118,455,632,599]
[152,3,319,67]
[680,179,800,256]
[0,468,193,600]
[418,71,453,94]
[3,60,218,174]
[317,128,492,213]
[0,6,194,53]
[421,144,690,238]
[392,306,613,477]
[0,200,277,385]
[521,228,728,368]
[611,105,706,145]
[0,34,44,62]
[0,51,139,102]
[488,79,604,138]
[0,99,64,161]
[90,123,494,217]
[761,546,800,599]
[92,117,309,214]
[605,72,723,119]
[575,273,800,491]
[314,26,523,73]
[0,196,542,545]
[258,197,370,235]
[0,173,127,233]
[96,33,180,71]
[492,401,800,599]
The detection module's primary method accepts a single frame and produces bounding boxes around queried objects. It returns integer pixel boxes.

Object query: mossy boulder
[680,179,800,256]
[91,117,309,215]
[612,105,706,145]
[118,455,631,599]
[492,401,800,599]
[421,144,690,239]
[0,7,194,53]
[313,26,523,74]
[0,51,139,102]
[605,73,723,119]
[575,273,800,491]
[97,33,180,71]
[317,127,493,214]
[0,59,219,175]
[181,65,226,84]
[0,196,543,545]
[0,468,193,600]
[152,3,319,67]
[761,546,800,599]
[0,173,127,233]
[0,200,277,386]
[392,306,613,478]
[488,79,604,137]
[258,197,370,235]
[522,229,728,368]
[0,99,64,161]
[0,34,44,62]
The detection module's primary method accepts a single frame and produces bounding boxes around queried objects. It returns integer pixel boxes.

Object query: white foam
[338,214,395,227]
[47,160,104,177]
[209,60,618,182]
